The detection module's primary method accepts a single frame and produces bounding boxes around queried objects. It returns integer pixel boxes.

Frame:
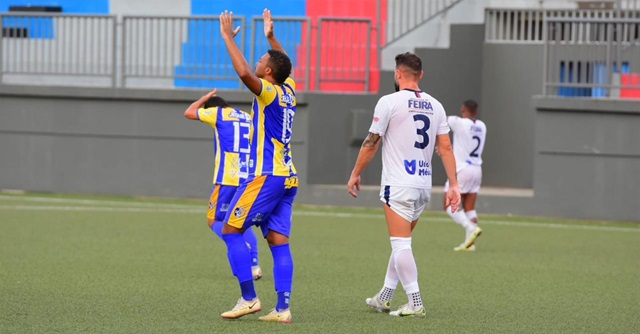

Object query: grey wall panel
[480,43,544,188]
[534,153,640,221]
[304,93,382,186]
[533,97,640,222]
[536,109,640,155]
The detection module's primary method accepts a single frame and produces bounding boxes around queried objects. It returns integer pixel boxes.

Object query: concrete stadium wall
[532,97,640,222]
[0,86,270,199]
[1,84,638,221]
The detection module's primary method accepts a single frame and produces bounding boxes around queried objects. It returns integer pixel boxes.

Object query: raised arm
[263,9,286,55]
[436,134,461,212]
[184,89,217,120]
[347,133,382,198]
[219,11,262,95]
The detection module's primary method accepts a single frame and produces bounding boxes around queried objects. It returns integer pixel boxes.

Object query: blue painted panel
[2,16,53,38]
[176,0,306,88]
[1,0,109,39]
[0,0,109,13]
[191,0,305,16]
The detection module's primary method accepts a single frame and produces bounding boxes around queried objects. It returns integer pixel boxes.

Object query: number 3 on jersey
[413,114,431,149]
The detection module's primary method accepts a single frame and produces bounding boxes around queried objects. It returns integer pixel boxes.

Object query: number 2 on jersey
[413,114,431,149]
[470,136,481,157]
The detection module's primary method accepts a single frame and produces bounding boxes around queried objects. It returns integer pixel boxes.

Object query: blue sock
[211,221,223,239]
[243,227,259,267]
[221,233,256,301]
[271,244,293,311]
[213,222,258,266]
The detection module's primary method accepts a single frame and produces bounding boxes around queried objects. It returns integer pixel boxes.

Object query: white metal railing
[0,13,376,92]
[121,15,246,89]
[543,16,640,98]
[618,0,640,9]
[385,0,463,45]
[0,13,116,84]
[486,8,640,43]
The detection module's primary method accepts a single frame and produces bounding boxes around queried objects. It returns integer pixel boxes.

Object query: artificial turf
[1,193,638,333]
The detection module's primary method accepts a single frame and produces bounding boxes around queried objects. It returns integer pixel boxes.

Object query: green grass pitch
[1,193,639,333]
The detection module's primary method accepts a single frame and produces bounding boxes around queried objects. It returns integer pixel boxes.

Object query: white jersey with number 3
[447,116,487,172]
[369,89,450,189]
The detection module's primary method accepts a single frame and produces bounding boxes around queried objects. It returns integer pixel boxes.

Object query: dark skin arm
[219,11,262,95]
[263,9,286,55]
[184,89,217,120]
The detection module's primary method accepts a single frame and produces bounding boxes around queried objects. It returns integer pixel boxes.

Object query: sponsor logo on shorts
[221,204,230,212]
[252,213,264,223]
[234,207,246,218]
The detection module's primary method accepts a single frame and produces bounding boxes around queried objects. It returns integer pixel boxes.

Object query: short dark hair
[203,96,230,109]
[395,52,422,77]
[267,49,292,85]
[463,99,478,114]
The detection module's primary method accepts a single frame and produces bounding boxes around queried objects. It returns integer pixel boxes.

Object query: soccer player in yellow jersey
[218,9,297,323]
[184,89,262,280]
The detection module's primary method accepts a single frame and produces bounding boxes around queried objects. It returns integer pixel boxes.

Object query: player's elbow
[184,108,198,120]
[437,141,453,154]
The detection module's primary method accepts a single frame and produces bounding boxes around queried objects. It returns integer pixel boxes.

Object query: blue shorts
[207,185,238,224]
[224,175,298,238]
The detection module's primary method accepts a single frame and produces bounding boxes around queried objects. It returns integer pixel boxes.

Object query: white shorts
[379,185,431,222]
[444,165,482,194]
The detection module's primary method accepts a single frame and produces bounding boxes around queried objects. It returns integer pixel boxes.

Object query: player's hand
[219,11,240,40]
[204,88,217,99]
[445,183,461,212]
[263,8,274,38]
[347,174,361,198]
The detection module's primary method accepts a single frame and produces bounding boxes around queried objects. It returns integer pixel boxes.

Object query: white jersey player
[347,52,461,318]
[443,100,485,251]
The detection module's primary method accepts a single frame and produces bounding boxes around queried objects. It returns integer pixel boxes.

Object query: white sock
[391,237,421,309]
[466,210,479,224]
[379,253,399,301]
[447,206,475,233]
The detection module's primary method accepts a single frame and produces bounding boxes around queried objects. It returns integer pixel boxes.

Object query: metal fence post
[315,18,322,92]
[111,16,118,88]
[240,16,246,90]
[250,16,257,82]
[542,14,548,95]
[605,22,613,97]
[305,17,311,91]
[0,14,4,84]
[365,20,371,92]
[376,0,381,70]
[120,16,127,88]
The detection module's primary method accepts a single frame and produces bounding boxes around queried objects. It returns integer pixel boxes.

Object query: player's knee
[222,223,244,235]
[390,237,412,252]
[266,231,289,247]
[466,210,478,222]
[207,219,215,229]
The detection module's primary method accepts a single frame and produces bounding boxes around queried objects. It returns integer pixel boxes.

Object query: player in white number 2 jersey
[442,100,485,251]
[348,52,461,317]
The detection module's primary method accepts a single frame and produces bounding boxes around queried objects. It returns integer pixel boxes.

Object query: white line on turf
[0,195,200,209]
[0,203,638,233]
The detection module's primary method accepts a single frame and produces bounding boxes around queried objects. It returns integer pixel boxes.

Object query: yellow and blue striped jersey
[197,106,252,186]
[249,77,297,177]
